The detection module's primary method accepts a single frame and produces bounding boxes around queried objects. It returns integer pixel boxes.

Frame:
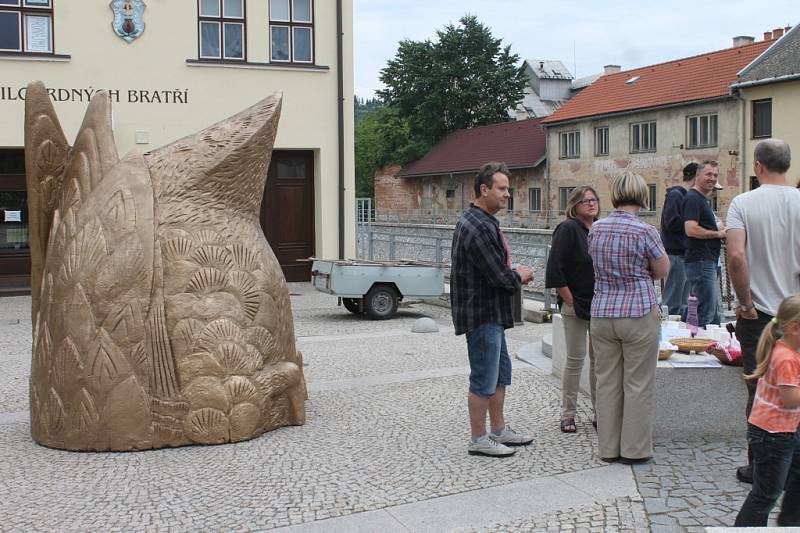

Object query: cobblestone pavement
[633,439,781,532]
[0,284,763,531]
[459,496,650,533]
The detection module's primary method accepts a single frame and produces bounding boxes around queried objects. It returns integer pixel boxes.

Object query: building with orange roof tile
[541,34,777,227]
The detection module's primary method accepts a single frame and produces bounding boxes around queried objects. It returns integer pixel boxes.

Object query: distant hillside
[355,96,383,124]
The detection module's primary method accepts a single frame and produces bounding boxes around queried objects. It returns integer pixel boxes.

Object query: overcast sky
[354,1,796,99]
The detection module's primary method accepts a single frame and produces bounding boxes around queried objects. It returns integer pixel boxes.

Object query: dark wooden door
[260,150,315,282]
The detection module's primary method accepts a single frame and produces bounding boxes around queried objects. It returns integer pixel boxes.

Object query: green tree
[377,14,527,146]
[354,106,428,198]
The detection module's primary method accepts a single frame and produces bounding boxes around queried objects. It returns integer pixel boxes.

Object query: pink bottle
[686,293,699,337]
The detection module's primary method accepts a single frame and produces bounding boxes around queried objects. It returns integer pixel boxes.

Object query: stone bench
[551,314,747,439]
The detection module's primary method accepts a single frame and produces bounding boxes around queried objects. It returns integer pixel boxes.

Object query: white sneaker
[490,425,534,446]
[468,435,516,457]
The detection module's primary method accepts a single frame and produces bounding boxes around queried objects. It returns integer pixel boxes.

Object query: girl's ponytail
[743,295,800,381]
[745,319,779,381]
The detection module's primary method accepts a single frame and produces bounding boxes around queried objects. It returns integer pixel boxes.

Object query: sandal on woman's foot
[560,417,577,433]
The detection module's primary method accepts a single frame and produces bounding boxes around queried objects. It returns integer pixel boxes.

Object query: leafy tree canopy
[355,105,428,198]
[377,14,527,146]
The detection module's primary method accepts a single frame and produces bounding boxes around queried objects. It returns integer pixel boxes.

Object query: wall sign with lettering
[0,86,188,104]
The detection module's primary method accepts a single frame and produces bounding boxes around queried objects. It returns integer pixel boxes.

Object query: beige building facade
[546,98,742,226]
[737,81,800,187]
[731,25,800,187]
[0,0,354,291]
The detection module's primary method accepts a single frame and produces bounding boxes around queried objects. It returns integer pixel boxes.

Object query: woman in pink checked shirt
[588,170,671,464]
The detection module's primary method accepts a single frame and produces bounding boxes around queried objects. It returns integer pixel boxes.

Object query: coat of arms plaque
[110,0,146,43]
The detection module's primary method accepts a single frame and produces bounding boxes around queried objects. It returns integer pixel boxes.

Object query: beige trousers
[561,303,595,418]
[590,306,659,460]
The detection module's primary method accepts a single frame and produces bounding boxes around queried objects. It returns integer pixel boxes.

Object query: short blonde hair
[610,170,649,209]
[565,185,600,220]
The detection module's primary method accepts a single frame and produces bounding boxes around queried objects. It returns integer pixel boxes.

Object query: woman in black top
[545,186,599,433]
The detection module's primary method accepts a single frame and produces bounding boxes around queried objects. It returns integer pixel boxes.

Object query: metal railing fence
[356,227,554,309]
[355,220,737,317]
[371,207,662,230]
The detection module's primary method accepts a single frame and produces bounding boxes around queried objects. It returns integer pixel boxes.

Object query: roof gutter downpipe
[730,82,747,194]
[336,0,345,259]
[544,126,551,228]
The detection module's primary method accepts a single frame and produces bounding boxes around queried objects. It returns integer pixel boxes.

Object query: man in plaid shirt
[451,161,534,457]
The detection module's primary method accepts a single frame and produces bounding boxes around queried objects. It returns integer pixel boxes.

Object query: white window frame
[198,0,245,61]
[630,121,656,153]
[528,187,541,212]
[558,186,575,213]
[687,113,718,149]
[0,10,22,52]
[594,126,609,156]
[559,131,580,159]
[642,184,657,214]
[291,0,312,23]
[24,13,51,52]
[0,0,53,54]
[752,99,772,139]
[269,24,291,62]
[199,20,222,59]
[222,0,244,18]
[291,26,312,63]
[269,0,290,22]
[222,21,245,60]
[269,0,314,64]
[199,0,220,17]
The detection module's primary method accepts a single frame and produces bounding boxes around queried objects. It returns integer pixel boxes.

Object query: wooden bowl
[669,337,715,353]
[658,349,673,361]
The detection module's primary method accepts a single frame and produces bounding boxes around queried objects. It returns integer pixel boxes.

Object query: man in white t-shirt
[726,138,800,484]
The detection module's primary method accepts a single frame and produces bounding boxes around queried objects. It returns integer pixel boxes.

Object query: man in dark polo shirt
[451,161,534,457]
[682,160,726,327]
[660,162,696,316]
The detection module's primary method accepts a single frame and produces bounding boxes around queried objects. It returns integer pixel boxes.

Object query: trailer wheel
[342,298,362,314]
[364,285,399,320]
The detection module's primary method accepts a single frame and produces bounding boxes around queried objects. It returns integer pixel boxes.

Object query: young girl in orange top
[735,294,800,527]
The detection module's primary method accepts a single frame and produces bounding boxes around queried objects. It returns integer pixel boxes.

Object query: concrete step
[542,333,552,358]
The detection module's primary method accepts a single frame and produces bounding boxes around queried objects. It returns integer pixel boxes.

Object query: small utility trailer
[310,258,446,320]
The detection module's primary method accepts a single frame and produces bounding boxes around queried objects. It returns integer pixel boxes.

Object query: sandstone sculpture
[25,81,306,451]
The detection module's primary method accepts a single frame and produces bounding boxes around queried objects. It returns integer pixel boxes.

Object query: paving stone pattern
[0,284,765,531]
[458,496,650,533]
[634,438,781,531]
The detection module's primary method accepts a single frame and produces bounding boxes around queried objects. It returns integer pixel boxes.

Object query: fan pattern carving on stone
[25,81,306,451]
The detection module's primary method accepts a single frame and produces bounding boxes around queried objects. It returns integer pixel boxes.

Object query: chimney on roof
[786,26,793,34]
[773,27,785,38]
[732,35,755,47]
[603,64,622,74]
[764,30,773,40]
[539,61,544,70]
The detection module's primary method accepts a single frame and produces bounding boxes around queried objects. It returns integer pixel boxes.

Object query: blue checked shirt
[450,205,521,335]
[588,210,665,318]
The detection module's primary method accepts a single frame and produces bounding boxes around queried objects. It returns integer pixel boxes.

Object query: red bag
[707,336,743,367]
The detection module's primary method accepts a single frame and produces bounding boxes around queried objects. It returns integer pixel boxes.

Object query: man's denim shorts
[466,322,512,397]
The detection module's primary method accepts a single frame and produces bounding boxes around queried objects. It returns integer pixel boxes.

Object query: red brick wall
[374,165,422,212]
